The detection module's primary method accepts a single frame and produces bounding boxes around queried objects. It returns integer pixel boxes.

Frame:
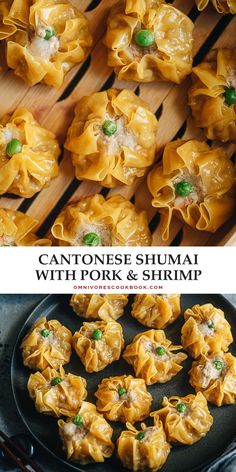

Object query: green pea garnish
[73,415,83,426]
[208,321,215,329]
[213,360,224,370]
[175,181,193,197]
[83,233,100,246]
[102,120,117,137]
[44,27,55,40]
[40,329,50,338]
[176,402,187,414]
[51,377,62,386]
[156,346,166,356]
[118,387,127,396]
[92,329,103,340]
[224,87,236,106]
[134,29,155,48]
[136,431,145,441]
[6,139,22,157]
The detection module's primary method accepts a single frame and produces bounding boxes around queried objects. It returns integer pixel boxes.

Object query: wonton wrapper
[58,401,114,464]
[189,352,236,406]
[50,194,152,246]
[151,392,213,445]
[21,317,72,371]
[123,329,187,385]
[95,375,152,423]
[70,294,128,321]
[72,320,124,373]
[0,208,50,246]
[131,294,181,329]
[0,108,60,197]
[2,0,92,87]
[117,421,170,471]
[195,0,236,13]
[28,366,87,417]
[0,0,18,40]
[104,0,194,84]
[181,303,233,359]
[147,139,235,240]
[189,49,236,142]
[65,89,158,187]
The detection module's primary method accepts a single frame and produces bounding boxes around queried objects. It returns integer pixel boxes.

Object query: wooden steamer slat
[0,0,235,246]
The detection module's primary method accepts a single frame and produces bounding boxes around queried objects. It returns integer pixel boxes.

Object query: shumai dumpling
[131,294,181,329]
[117,421,170,472]
[72,320,124,373]
[189,49,236,142]
[0,208,50,246]
[123,330,187,385]
[3,0,92,87]
[0,0,17,40]
[21,317,72,371]
[27,366,87,417]
[189,352,236,406]
[0,108,60,197]
[65,89,158,188]
[95,375,152,423]
[181,303,233,359]
[58,401,114,464]
[70,294,128,321]
[195,0,236,13]
[147,139,235,241]
[104,0,194,84]
[151,392,213,445]
[50,194,152,246]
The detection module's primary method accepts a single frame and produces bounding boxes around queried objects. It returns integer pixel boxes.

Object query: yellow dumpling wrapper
[70,294,128,321]
[123,329,187,385]
[58,401,114,464]
[3,0,92,87]
[117,420,170,472]
[72,320,124,373]
[95,374,152,423]
[104,0,194,84]
[181,303,233,359]
[147,139,235,240]
[21,317,72,371]
[195,0,236,13]
[131,294,181,329]
[65,88,158,187]
[189,49,236,142]
[0,108,60,197]
[189,352,236,406]
[0,208,50,246]
[50,194,152,246]
[28,366,87,417]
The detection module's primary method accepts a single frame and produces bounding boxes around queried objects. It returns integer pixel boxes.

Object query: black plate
[11,294,236,472]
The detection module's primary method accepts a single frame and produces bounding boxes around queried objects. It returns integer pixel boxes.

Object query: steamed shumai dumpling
[95,375,152,423]
[0,208,51,246]
[117,421,171,472]
[195,0,236,13]
[123,330,187,385]
[189,49,236,142]
[65,89,158,188]
[58,401,114,464]
[72,320,124,373]
[131,294,181,329]
[21,317,72,371]
[50,194,152,246]
[104,0,194,84]
[151,392,213,445]
[181,303,233,359]
[27,366,87,417]
[189,352,236,406]
[70,294,129,321]
[0,108,60,197]
[1,0,92,87]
